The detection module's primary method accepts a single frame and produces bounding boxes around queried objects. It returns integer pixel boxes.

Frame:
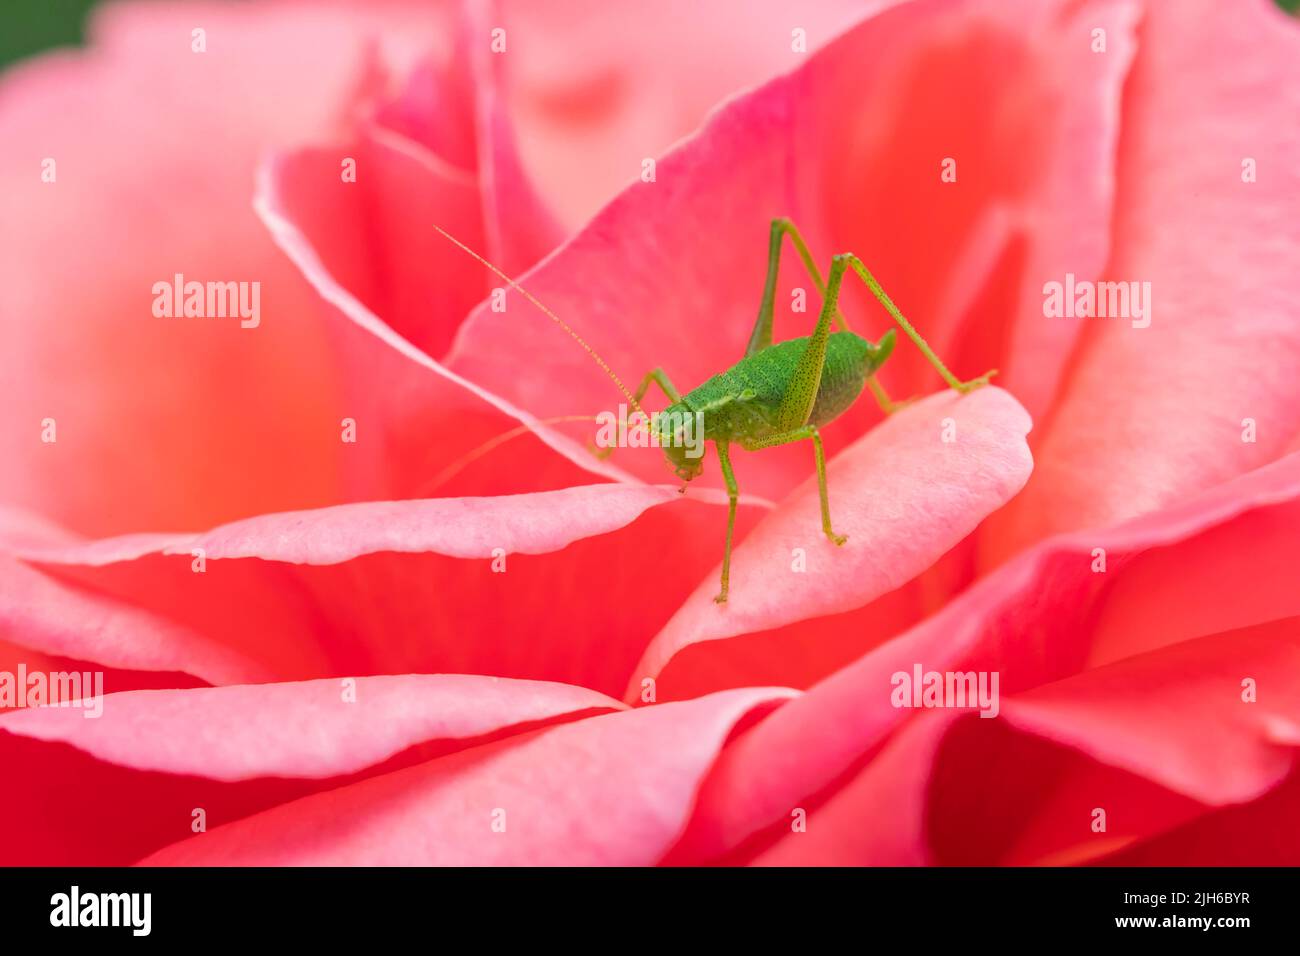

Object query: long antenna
[418,415,600,496]
[434,225,647,421]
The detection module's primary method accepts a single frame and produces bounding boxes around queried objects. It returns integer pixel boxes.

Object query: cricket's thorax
[677,330,891,444]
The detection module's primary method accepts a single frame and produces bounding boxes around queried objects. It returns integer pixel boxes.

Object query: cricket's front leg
[591,367,682,460]
[743,425,847,546]
[713,439,739,604]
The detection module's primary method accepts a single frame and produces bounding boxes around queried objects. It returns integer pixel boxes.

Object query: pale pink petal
[0,675,622,781]
[7,490,742,697]
[0,671,619,865]
[17,484,686,566]
[0,555,265,685]
[659,448,1300,701]
[140,687,795,865]
[989,0,1300,557]
[497,0,894,230]
[627,386,1032,700]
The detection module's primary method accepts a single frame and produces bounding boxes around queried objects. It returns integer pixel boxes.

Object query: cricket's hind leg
[747,218,910,412]
[840,254,997,393]
[745,218,848,357]
[742,425,847,547]
[591,367,682,461]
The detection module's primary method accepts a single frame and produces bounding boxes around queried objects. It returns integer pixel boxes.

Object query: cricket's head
[656,402,705,482]
[662,442,704,483]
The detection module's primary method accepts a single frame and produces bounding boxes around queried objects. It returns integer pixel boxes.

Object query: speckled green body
[663,330,894,445]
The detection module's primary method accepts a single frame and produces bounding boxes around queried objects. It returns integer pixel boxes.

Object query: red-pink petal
[1001,620,1300,806]
[1098,772,1300,865]
[750,711,955,865]
[671,451,1300,862]
[0,671,621,865]
[753,615,1299,865]
[140,687,794,865]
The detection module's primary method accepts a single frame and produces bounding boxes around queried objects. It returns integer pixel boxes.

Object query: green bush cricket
[435,218,996,603]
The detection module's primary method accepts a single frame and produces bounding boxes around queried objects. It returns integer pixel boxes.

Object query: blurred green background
[2,0,1299,70]
[1,0,100,67]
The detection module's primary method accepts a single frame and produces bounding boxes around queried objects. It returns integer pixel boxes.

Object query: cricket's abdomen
[684,331,880,443]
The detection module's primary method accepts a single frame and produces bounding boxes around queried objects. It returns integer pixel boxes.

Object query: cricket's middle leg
[742,425,847,546]
[714,439,740,604]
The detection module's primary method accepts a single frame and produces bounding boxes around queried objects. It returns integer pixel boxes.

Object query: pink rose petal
[0,674,622,781]
[16,484,687,567]
[255,150,640,492]
[140,687,795,865]
[670,451,1300,862]
[1000,619,1300,806]
[0,672,621,865]
[6,488,748,697]
[989,0,1300,557]
[0,554,265,685]
[751,615,1299,865]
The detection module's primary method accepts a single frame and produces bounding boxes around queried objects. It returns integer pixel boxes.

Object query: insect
[435,218,995,603]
